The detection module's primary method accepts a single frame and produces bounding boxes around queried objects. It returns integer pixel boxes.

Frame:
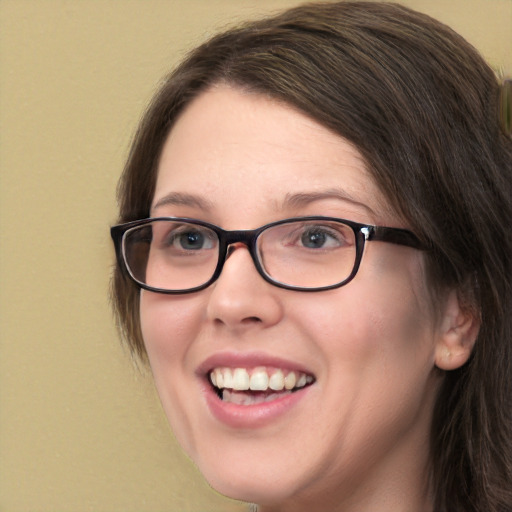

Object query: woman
[111,2,512,511]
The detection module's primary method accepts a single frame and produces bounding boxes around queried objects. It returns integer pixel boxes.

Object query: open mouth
[209,366,315,405]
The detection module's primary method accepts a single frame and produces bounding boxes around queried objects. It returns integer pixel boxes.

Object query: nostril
[242,316,263,324]
[213,316,262,327]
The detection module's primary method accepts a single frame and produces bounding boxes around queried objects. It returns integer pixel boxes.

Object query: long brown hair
[112,3,512,510]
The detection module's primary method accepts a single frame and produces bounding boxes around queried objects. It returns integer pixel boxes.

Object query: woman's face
[140,85,443,509]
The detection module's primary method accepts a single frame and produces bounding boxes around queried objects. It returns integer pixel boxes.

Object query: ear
[435,288,480,371]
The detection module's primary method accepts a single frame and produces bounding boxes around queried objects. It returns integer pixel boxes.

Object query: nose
[205,244,284,331]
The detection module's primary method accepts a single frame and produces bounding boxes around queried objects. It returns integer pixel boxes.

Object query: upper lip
[197,351,315,378]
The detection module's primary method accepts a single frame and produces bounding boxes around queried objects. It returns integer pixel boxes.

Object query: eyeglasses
[111,216,426,294]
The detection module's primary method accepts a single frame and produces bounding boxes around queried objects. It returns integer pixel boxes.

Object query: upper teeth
[210,367,313,392]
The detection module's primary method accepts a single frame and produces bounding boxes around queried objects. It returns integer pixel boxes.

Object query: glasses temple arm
[363,226,427,250]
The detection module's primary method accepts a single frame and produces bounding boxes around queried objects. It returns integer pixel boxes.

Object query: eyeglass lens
[122,219,358,291]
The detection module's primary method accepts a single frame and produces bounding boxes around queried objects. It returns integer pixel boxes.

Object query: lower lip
[202,381,312,429]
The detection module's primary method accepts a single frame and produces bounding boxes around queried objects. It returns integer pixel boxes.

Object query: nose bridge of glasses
[217,230,265,287]
[221,228,260,265]
[222,228,259,251]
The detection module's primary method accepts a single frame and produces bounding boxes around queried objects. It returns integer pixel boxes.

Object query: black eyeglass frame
[111,216,427,294]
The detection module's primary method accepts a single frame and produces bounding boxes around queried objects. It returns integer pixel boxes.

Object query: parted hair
[112,2,512,510]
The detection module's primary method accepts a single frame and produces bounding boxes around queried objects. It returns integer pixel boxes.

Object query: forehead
[153,85,395,225]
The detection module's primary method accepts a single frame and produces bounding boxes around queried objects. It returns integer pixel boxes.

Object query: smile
[209,366,315,405]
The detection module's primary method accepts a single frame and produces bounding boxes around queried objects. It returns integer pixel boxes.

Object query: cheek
[139,291,207,454]
[274,277,439,489]
[139,292,202,419]
[299,288,425,351]
[356,250,435,352]
[295,251,436,378]
[139,291,204,360]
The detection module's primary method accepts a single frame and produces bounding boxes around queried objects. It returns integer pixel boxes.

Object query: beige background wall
[0,1,510,511]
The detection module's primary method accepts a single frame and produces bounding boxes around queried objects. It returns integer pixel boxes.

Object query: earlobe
[435,289,480,371]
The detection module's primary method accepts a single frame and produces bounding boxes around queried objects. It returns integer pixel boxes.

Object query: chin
[197,457,303,506]
[209,478,292,506]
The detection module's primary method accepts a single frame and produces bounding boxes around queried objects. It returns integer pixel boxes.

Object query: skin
[139,85,476,512]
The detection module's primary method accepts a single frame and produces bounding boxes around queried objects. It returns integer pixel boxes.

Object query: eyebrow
[151,192,214,214]
[151,188,377,217]
[281,189,377,217]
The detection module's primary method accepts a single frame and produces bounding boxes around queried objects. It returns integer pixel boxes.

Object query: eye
[298,225,346,249]
[273,221,354,252]
[168,227,215,251]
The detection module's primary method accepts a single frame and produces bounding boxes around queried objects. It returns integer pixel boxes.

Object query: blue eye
[176,231,205,250]
[299,227,343,249]
[301,229,327,248]
[170,228,215,251]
